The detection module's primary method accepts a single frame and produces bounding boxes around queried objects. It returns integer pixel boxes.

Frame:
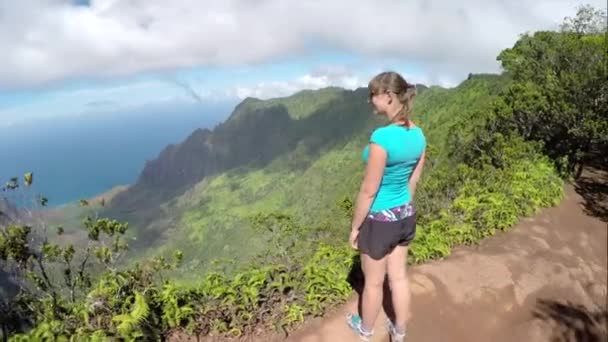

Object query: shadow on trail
[575,163,608,223]
[532,298,608,342]
[346,255,397,323]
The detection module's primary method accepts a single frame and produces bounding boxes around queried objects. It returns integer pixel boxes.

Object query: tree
[560,4,607,35]
[494,5,607,177]
[0,173,132,338]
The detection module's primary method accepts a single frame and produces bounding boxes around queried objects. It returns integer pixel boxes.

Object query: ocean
[0,102,234,208]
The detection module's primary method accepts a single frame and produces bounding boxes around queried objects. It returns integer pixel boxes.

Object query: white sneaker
[386,318,406,342]
[346,313,374,342]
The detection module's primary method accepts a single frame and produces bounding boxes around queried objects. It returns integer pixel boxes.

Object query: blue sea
[0,102,234,208]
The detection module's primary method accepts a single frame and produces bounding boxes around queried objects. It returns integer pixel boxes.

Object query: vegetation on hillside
[231,87,346,120]
[0,5,605,340]
[499,13,606,177]
[128,73,513,281]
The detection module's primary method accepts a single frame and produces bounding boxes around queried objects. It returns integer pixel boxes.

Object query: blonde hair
[368,71,417,126]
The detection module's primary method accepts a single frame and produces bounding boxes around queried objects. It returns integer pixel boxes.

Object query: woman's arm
[350,143,386,232]
[408,149,426,198]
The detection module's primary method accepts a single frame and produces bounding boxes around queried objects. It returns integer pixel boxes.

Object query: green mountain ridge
[233,84,430,120]
[232,86,346,120]
[91,74,510,281]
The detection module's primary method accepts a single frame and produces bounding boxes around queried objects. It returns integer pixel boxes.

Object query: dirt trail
[285,170,607,342]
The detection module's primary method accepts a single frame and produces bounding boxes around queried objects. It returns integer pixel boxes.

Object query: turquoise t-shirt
[362,124,426,212]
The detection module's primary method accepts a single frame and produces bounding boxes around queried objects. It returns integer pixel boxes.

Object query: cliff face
[135,103,295,190]
[102,87,373,236]
[105,103,294,226]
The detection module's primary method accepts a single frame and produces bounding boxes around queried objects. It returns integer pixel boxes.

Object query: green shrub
[409,144,563,264]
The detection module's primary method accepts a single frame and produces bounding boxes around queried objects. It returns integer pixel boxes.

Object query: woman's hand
[349,229,359,250]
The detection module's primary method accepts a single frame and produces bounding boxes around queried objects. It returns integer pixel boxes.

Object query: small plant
[0,172,184,340]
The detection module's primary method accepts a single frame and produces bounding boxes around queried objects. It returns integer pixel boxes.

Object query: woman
[346,71,427,342]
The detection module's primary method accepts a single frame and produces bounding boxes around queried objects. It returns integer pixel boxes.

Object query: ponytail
[393,84,417,128]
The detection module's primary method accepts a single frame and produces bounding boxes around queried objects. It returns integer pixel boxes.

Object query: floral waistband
[367,203,415,222]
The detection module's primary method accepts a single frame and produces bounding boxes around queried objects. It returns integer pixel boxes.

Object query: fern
[158,283,195,329]
[111,291,149,340]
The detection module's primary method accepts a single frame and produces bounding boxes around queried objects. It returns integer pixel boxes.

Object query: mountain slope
[100,74,511,280]
[104,87,373,237]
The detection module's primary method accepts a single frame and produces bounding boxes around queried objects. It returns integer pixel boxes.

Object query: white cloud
[222,63,462,100]
[1,0,603,89]
[0,62,480,126]
[228,70,367,100]
[0,78,219,125]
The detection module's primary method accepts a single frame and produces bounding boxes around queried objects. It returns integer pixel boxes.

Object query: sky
[0,0,605,128]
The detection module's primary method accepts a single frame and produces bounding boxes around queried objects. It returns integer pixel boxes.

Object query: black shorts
[357,214,416,260]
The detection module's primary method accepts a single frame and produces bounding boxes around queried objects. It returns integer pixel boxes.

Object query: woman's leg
[386,245,411,333]
[360,252,387,332]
